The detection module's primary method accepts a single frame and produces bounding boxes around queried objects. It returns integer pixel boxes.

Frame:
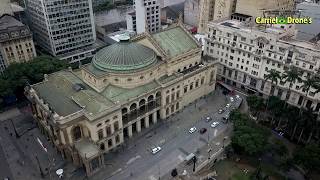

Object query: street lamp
[192,156,197,172]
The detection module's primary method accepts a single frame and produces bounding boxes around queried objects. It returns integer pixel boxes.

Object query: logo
[277,17,287,24]
[255,17,312,24]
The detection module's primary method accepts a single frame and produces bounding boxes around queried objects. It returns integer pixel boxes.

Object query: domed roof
[92,40,158,72]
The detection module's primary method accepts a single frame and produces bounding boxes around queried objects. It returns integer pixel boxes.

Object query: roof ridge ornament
[118,34,130,42]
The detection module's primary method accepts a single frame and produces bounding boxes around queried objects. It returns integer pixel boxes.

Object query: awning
[217,81,234,92]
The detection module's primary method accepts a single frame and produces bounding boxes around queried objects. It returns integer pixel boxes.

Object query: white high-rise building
[204,19,320,111]
[25,0,96,63]
[126,0,162,34]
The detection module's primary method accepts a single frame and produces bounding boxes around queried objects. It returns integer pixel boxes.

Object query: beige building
[235,0,295,18]
[0,14,36,73]
[184,0,201,27]
[25,23,216,176]
[198,0,236,33]
[204,19,320,112]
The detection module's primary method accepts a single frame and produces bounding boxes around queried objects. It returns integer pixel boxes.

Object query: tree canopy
[293,144,320,172]
[0,55,68,99]
[247,95,265,115]
[230,111,270,156]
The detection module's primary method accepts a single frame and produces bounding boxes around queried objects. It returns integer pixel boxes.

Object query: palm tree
[265,69,282,96]
[291,74,320,141]
[264,69,282,113]
[282,66,302,106]
[299,75,319,115]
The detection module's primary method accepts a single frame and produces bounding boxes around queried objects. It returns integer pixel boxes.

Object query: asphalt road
[92,93,242,180]
[0,135,13,180]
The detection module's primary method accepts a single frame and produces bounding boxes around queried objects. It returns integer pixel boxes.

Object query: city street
[0,89,244,180]
[85,89,243,180]
[0,107,78,180]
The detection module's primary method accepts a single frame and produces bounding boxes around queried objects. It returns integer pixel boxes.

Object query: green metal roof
[92,41,158,72]
[152,27,198,57]
[32,71,114,117]
[102,80,160,102]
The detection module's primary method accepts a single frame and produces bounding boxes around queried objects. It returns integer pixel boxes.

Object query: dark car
[200,128,207,134]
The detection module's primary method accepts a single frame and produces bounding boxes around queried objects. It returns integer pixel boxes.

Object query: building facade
[24,0,96,63]
[198,0,236,33]
[0,14,36,73]
[184,0,200,27]
[25,24,216,176]
[235,0,295,18]
[127,0,162,34]
[204,19,320,112]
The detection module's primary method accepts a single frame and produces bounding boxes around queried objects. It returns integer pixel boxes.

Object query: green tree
[294,144,320,173]
[282,67,302,106]
[264,69,281,112]
[0,55,67,100]
[231,111,270,155]
[232,125,269,155]
[267,96,285,127]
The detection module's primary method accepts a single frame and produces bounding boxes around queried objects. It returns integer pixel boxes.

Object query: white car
[230,97,234,102]
[211,122,219,128]
[236,95,240,99]
[151,146,162,154]
[218,109,224,114]
[205,116,212,122]
[226,103,230,108]
[189,127,197,133]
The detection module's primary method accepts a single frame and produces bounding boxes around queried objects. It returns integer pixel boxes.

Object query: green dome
[92,40,157,72]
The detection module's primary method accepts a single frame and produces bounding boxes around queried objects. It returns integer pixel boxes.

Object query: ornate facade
[25,24,216,176]
[0,14,36,73]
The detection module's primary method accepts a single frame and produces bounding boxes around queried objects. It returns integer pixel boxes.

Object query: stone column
[128,125,133,137]
[145,116,150,128]
[136,120,141,132]
[152,112,157,124]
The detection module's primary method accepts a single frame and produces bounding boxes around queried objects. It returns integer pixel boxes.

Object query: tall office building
[184,0,200,27]
[198,0,236,33]
[235,0,295,18]
[127,0,162,34]
[25,0,96,63]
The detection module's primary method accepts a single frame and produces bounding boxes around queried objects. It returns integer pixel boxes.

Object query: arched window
[72,125,82,141]
[122,107,128,114]
[147,95,154,102]
[130,103,137,111]
[100,143,105,150]
[98,129,103,140]
[114,121,119,131]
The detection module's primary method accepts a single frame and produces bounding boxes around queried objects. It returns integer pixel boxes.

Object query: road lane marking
[149,175,157,180]
[214,129,218,137]
[126,155,141,165]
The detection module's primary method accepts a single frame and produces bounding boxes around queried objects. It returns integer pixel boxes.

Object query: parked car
[226,103,230,108]
[205,116,212,122]
[230,97,234,102]
[189,127,197,133]
[200,128,207,134]
[210,122,219,128]
[151,146,162,154]
[218,109,224,114]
